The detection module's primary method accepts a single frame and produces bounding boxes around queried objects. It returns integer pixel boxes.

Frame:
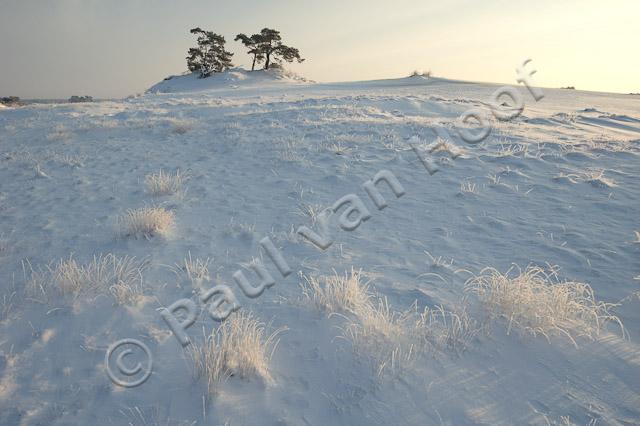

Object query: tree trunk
[265,53,270,70]
[251,54,256,71]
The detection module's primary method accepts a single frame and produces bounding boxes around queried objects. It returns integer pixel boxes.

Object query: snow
[0,69,639,425]
[147,67,311,94]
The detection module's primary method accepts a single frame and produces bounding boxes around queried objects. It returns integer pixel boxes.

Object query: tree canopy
[186,27,303,77]
[187,28,234,78]
[235,28,304,70]
[234,33,265,71]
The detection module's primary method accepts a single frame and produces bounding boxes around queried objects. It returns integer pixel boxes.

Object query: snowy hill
[147,67,311,94]
[0,73,639,425]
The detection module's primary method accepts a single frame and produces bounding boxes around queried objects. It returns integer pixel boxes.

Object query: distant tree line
[0,96,21,106]
[68,95,93,103]
[187,27,304,78]
[1,96,95,106]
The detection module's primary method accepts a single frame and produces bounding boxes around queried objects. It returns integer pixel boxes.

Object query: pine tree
[274,45,304,67]
[237,28,304,70]
[234,33,265,71]
[187,28,233,78]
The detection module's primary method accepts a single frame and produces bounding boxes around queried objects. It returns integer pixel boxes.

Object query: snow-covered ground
[0,69,639,425]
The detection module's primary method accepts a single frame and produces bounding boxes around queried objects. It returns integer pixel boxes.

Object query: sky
[1,0,638,99]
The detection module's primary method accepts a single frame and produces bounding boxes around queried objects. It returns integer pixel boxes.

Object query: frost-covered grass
[465,265,625,346]
[554,168,617,188]
[349,297,404,340]
[416,305,479,354]
[295,202,327,226]
[173,252,211,287]
[301,268,372,315]
[188,312,285,395]
[541,414,599,426]
[116,206,175,238]
[303,268,478,377]
[343,299,479,376]
[1,289,17,322]
[302,269,412,376]
[145,170,185,196]
[307,263,626,376]
[459,180,479,195]
[582,169,617,188]
[340,297,417,377]
[50,153,86,167]
[276,137,310,164]
[424,250,454,269]
[328,141,351,155]
[24,254,147,304]
[117,406,197,426]
[496,141,529,157]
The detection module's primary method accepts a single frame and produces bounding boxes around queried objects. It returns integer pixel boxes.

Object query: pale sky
[1,0,638,98]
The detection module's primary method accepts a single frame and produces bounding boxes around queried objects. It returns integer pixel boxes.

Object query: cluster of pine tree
[187,27,304,78]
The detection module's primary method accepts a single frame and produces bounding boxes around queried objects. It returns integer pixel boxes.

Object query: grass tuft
[416,305,479,354]
[116,206,175,238]
[465,265,625,346]
[459,180,479,195]
[145,170,185,196]
[188,312,285,395]
[301,268,372,315]
[24,254,147,304]
[302,268,478,377]
[172,252,212,288]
